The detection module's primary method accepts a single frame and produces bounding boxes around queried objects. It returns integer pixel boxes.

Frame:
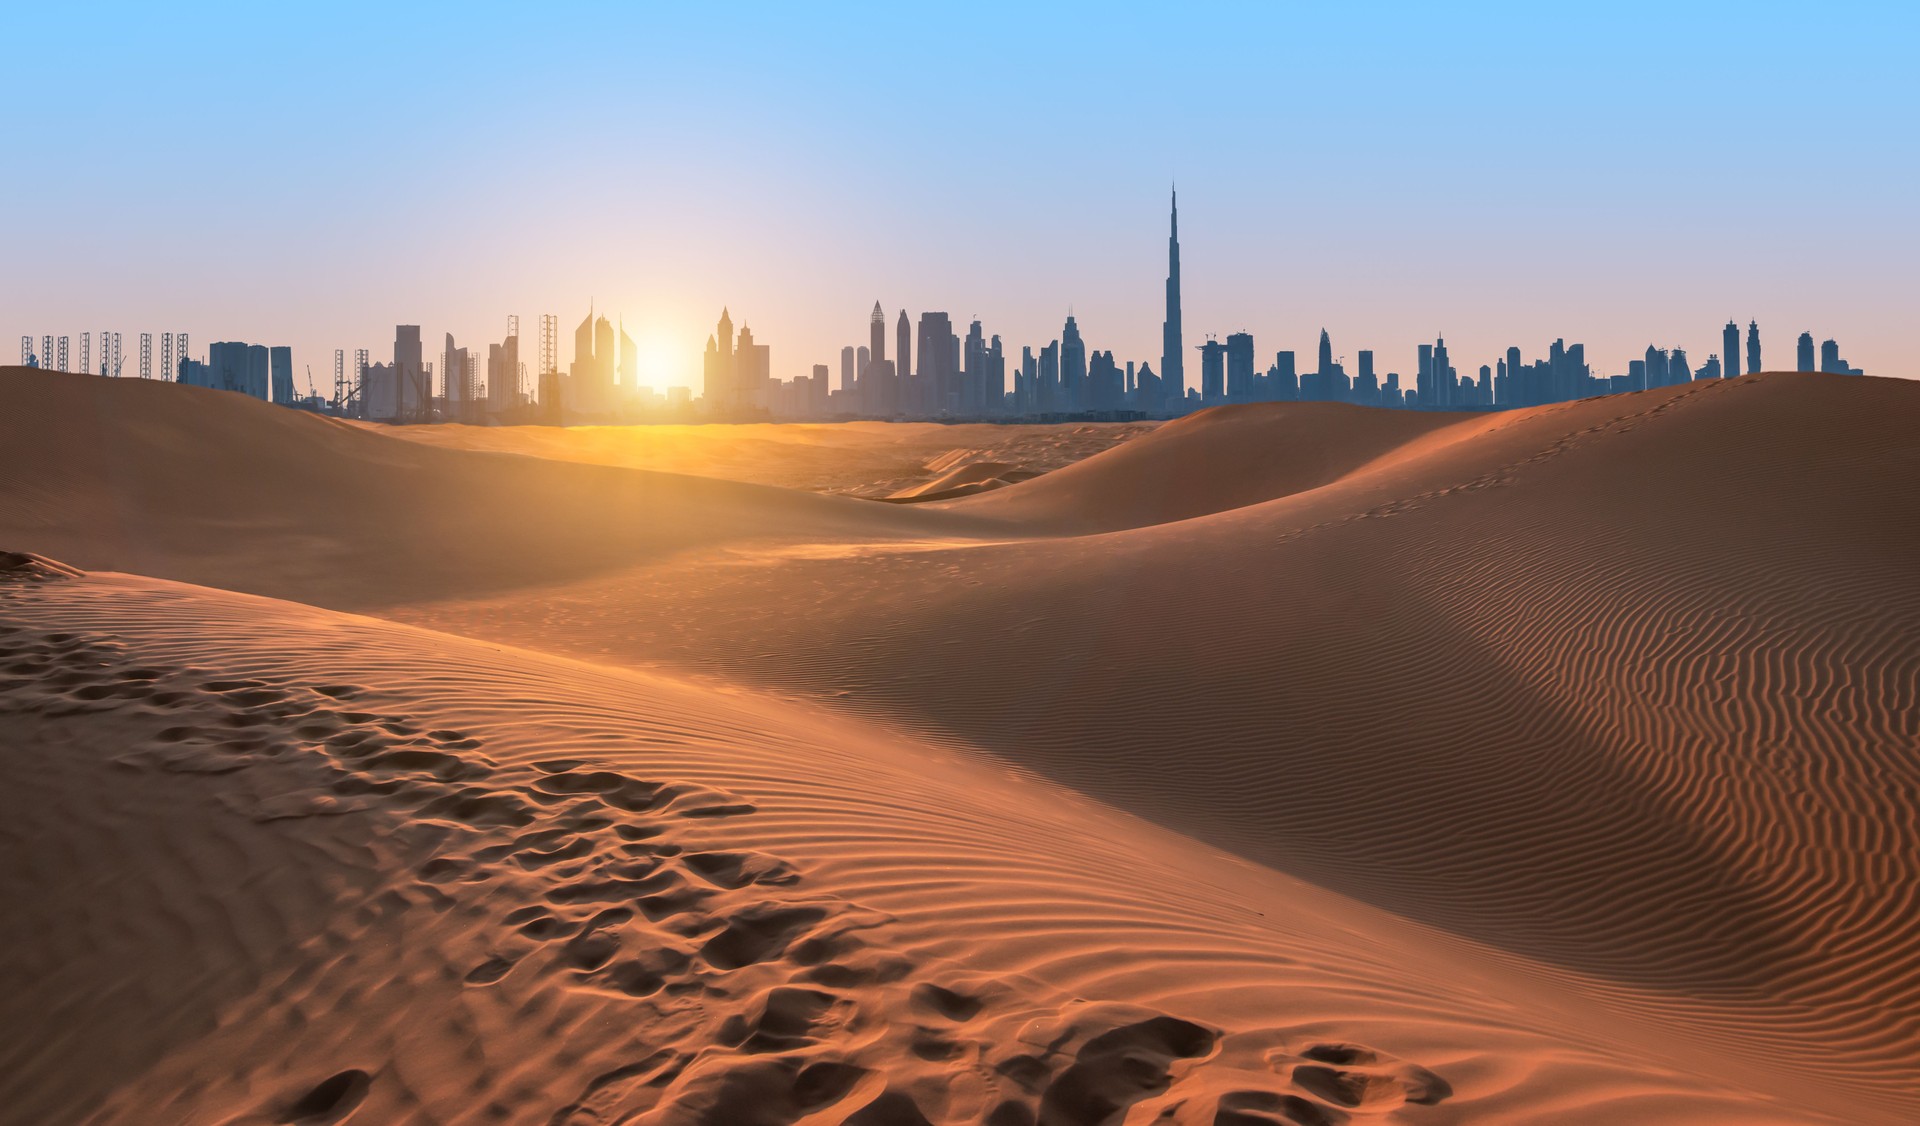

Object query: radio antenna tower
[80,332,91,376]
[539,314,557,382]
[57,336,69,373]
[333,349,345,411]
[111,332,122,377]
[139,333,152,379]
[19,336,29,366]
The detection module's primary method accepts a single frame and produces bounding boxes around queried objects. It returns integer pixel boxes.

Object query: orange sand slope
[0,571,1846,1125]
[0,369,993,609]
[3,366,1919,1124]
[388,374,1920,1121]
[354,415,1153,498]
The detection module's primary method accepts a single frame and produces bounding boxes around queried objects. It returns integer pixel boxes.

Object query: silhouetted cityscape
[16,190,1869,424]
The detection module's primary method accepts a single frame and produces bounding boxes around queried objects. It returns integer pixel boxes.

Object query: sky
[3,1,1915,393]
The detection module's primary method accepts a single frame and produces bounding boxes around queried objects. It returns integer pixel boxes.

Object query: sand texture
[1,366,1916,1125]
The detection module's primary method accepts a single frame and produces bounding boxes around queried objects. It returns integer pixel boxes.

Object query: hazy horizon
[6,2,1913,392]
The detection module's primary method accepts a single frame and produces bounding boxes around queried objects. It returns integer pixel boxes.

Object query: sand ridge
[2,366,1917,1123]
[4,571,1860,1123]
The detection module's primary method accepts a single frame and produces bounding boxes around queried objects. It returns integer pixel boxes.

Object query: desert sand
[1,365,1916,1125]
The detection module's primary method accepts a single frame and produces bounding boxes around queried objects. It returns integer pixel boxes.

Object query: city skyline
[3,4,1913,395]
[11,185,1879,423]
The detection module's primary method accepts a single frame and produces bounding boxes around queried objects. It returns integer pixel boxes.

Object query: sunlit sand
[3,366,1917,1124]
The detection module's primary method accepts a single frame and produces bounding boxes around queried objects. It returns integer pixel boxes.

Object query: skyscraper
[869,302,886,370]
[1160,188,1184,411]
[917,313,956,414]
[963,319,986,414]
[489,321,521,411]
[1199,338,1226,404]
[1747,321,1761,374]
[617,320,637,400]
[1225,332,1254,402]
[395,325,424,421]
[896,310,911,411]
[1060,314,1086,412]
[1724,320,1740,379]
[269,346,293,403]
[1797,332,1816,372]
[703,308,736,412]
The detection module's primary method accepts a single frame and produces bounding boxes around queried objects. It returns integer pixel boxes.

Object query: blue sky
[4,2,1913,389]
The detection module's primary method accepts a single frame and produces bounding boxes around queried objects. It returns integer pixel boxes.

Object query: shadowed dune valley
[5,365,1920,1126]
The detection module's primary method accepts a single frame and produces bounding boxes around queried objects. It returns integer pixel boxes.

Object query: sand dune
[386,375,1920,1120]
[937,401,1478,532]
[0,570,1835,1125]
[3,367,1918,1123]
[0,368,984,609]
[886,462,1038,502]
[355,415,1153,498]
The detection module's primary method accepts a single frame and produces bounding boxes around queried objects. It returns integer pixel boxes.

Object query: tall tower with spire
[1160,187,1184,412]
[896,309,912,415]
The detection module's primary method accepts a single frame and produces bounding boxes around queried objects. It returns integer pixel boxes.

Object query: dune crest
[2,368,1917,1122]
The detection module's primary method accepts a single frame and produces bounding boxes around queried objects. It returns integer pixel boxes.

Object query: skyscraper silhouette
[1061,314,1086,412]
[1225,332,1254,402]
[1747,321,1761,374]
[617,320,637,399]
[1797,332,1816,372]
[896,310,911,412]
[1724,320,1740,380]
[1160,188,1183,411]
[1198,338,1226,404]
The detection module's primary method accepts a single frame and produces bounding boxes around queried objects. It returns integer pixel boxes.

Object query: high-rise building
[1724,320,1741,379]
[703,308,736,413]
[1354,350,1379,405]
[1817,339,1861,375]
[1060,314,1086,411]
[1198,338,1226,404]
[1038,340,1060,413]
[269,345,293,403]
[1797,332,1816,372]
[840,346,856,394]
[617,320,637,399]
[1644,345,1668,389]
[963,319,987,415]
[1225,332,1254,402]
[733,322,770,408]
[1747,321,1761,373]
[987,334,1005,413]
[895,310,911,412]
[489,320,521,411]
[208,341,247,392]
[869,302,886,369]
[1160,188,1184,409]
[917,312,957,414]
[395,325,425,421]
